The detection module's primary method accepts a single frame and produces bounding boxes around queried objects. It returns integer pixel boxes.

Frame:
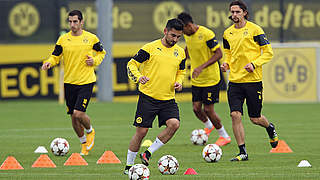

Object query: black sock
[266,123,275,138]
[239,144,247,154]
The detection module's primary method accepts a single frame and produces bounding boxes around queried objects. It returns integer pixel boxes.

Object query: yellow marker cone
[141,140,153,147]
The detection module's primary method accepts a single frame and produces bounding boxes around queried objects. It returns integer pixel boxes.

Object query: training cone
[97,151,121,164]
[34,146,48,153]
[184,168,198,175]
[298,160,312,167]
[64,153,88,166]
[270,140,293,153]
[141,140,153,147]
[32,154,56,168]
[0,156,24,170]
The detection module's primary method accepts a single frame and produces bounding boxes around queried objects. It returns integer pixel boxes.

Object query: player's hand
[174,82,182,91]
[244,63,254,72]
[42,62,51,70]
[139,76,149,84]
[192,67,202,79]
[220,62,229,72]
[86,55,94,66]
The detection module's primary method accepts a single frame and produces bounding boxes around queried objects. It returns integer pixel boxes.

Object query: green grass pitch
[0,100,319,179]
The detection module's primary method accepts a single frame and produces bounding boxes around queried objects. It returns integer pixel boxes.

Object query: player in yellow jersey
[221,1,279,161]
[177,12,231,147]
[124,18,186,174]
[42,10,106,156]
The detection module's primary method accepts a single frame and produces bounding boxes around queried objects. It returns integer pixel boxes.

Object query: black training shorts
[133,92,180,128]
[64,83,94,114]
[227,82,263,118]
[192,84,220,104]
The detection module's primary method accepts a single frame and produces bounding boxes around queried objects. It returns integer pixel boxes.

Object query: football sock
[79,135,86,144]
[85,125,93,134]
[204,119,213,129]
[266,123,275,138]
[126,149,138,166]
[216,126,230,138]
[239,144,247,154]
[147,137,164,154]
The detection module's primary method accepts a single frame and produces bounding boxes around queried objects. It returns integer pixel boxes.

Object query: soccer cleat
[268,123,279,148]
[123,165,132,175]
[80,143,88,156]
[140,151,151,166]
[215,136,231,147]
[86,128,95,151]
[204,126,215,136]
[230,153,248,161]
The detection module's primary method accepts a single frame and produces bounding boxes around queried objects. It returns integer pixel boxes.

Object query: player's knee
[230,111,241,121]
[167,119,180,131]
[136,127,148,138]
[203,106,213,115]
[72,111,84,120]
[249,117,260,125]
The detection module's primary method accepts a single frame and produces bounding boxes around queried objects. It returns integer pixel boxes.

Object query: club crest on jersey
[198,33,203,40]
[173,49,179,57]
[243,29,248,36]
[83,38,88,43]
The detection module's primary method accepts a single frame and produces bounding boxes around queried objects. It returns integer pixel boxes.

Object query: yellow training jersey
[223,21,273,83]
[184,26,221,87]
[44,30,106,85]
[127,39,186,100]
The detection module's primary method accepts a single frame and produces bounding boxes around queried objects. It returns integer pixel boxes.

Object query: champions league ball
[202,144,222,162]
[157,155,179,175]
[128,164,150,180]
[190,129,208,145]
[50,138,69,156]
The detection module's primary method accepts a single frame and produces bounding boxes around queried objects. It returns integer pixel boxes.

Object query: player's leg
[124,93,156,173]
[192,86,214,135]
[228,83,248,161]
[140,99,180,166]
[64,83,89,155]
[73,83,95,155]
[246,82,279,148]
[202,84,231,146]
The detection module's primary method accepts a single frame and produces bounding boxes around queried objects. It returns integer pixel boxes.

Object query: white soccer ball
[202,143,222,162]
[190,129,208,145]
[157,155,179,175]
[128,164,150,180]
[50,138,69,156]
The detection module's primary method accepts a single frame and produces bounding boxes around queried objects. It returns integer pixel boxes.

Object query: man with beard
[221,0,279,161]
[42,10,106,156]
[124,18,186,174]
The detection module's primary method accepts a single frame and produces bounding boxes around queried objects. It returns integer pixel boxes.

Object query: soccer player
[124,18,186,174]
[42,10,106,156]
[221,0,279,161]
[177,12,231,146]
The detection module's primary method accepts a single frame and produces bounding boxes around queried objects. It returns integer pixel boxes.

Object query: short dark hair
[229,0,249,20]
[68,10,83,21]
[165,18,184,31]
[177,12,193,25]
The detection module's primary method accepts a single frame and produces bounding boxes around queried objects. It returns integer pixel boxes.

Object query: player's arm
[184,47,189,59]
[42,43,63,70]
[221,34,231,72]
[251,27,273,68]
[175,57,186,91]
[127,49,150,84]
[87,36,107,66]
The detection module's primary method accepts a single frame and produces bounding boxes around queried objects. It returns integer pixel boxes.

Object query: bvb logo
[8,2,40,37]
[136,117,142,124]
[268,51,312,97]
[153,1,184,32]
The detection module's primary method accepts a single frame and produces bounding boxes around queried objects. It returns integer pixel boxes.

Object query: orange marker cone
[32,154,56,168]
[184,168,198,175]
[270,140,293,153]
[97,151,121,164]
[0,156,24,170]
[64,153,88,166]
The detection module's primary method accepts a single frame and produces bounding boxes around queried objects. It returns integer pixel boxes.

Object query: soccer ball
[202,144,222,162]
[50,138,69,156]
[157,155,179,175]
[190,129,208,145]
[128,164,150,180]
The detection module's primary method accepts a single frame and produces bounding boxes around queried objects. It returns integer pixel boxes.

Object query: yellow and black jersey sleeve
[127,47,150,83]
[205,30,220,52]
[251,26,273,68]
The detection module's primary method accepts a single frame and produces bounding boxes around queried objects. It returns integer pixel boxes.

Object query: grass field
[0,100,319,180]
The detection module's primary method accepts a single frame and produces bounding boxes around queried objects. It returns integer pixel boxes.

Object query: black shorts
[64,83,94,114]
[192,84,220,105]
[134,92,180,128]
[227,82,263,118]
